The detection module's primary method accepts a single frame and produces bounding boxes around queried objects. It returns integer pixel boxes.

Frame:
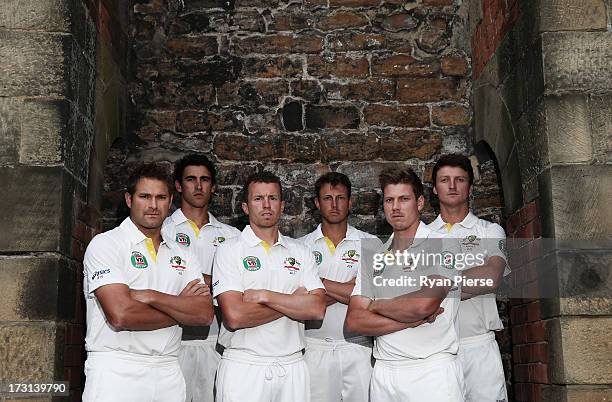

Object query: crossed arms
[95,278,214,331]
[345,275,450,336]
[218,287,326,331]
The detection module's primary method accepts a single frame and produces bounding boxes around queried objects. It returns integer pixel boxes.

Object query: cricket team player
[162,154,240,402]
[428,154,509,402]
[82,163,214,402]
[299,172,382,402]
[212,171,327,402]
[346,167,465,402]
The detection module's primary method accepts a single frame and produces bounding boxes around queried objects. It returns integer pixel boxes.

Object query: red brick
[64,345,84,367]
[505,211,520,236]
[510,301,541,325]
[441,55,469,76]
[321,132,379,162]
[307,55,369,78]
[364,104,429,127]
[240,56,303,78]
[372,54,440,77]
[511,321,547,343]
[326,33,386,52]
[72,222,88,242]
[305,105,361,129]
[432,104,470,126]
[379,130,443,161]
[514,382,543,401]
[232,34,323,54]
[71,239,86,262]
[380,13,419,32]
[66,325,85,345]
[329,0,380,6]
[64,366,83,389]
[317,10,368,30]
[514,363,549,384]
[513,342,549,364]
[165,36,218,58]
[397,78,461,103]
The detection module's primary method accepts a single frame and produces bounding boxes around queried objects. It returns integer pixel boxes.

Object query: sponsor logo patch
[313,251,323,265]
[461,234,481,250]
[176,233,191,247]
[130,251,148,269]
[170,256,187,272]
[243,256,262,271]
[342,249,360,267]
[91,268,111,281]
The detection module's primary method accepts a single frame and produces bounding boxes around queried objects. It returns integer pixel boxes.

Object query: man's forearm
[146,291,214,326]
[261,291,326,321]
[369,291,443,323]
[461,259,505,296]
[346,307,422,336]
[224,303,284,330]
[112,300,177,331]
[322,279,354,305]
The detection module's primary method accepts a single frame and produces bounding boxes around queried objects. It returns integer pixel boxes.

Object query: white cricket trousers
[371,354,466,402]
[178,338,221,402]
[215,349,309,402]
[459,332,508,402]
[304,337,372,402]
[82,351,185,402]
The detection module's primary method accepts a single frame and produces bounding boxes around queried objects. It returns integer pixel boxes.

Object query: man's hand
[243,289,268,303]
[293,287,308,296]
[179,278,210,297]
[424,307,444,324]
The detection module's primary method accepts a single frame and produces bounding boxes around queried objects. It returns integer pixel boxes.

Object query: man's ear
[314,197,320,210]
[417,195,425,212]
[175,179,182,193]
[280,200,285,213]
[432,186,438,196]
[348,196,353,211]
[241,202,249,216]
[211,183,218,194]
[125,192,132,209]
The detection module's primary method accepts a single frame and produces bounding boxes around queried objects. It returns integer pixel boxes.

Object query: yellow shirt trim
[144,238,157,263]
[324,236,336,256]
[445,223,453,233]
[261,241,271,254]
[187,220,201,238]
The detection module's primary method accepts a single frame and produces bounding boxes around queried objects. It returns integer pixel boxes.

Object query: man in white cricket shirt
[82,163,214,402]
[162,154,240,402]
[428,154,509,402]
[346,167,465,402]
[299,172,381,402]
[213,171,327,402]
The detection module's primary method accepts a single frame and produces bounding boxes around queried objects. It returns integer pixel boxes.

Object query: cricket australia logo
[176,232,191,247]
[313,251,323,265]
[170,256,187,272]
[461,234,480,251]
[213,236,226,247]
[283,257,301,275]
[130,251,148,269]
[243,256,261,271]
[441,251,455,270]
[341,249,360,267]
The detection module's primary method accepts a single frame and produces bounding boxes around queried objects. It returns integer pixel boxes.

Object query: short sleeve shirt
[213,225,324,357]
[83,218,202,356]
[428,212,510,338]
[352,222,463,361]
[299,224,382,341]
[162,209,240,339]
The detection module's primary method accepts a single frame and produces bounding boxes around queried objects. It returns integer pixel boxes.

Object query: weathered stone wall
[470,0,612,400]
[102,0,507,237]
[0,0,130,400]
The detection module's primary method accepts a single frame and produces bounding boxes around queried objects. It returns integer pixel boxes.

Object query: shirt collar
[172,208,223,228]
[120,217,151,245]
[241,225,288,249]
[385,221,432,250]
[312,224,361,242]
[432,212,478,230]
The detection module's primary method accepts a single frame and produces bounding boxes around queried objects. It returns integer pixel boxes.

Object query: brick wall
[102,0,489,236]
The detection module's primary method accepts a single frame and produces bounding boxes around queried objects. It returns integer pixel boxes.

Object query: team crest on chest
[130,251,148,269]
[170,255,187,273]
[176,233,191,247]
[283,257,301,275]
[441,251,455,270]
[461,234,481,251]
[342,249,360,266]
[243,256,262,271]
[213,236,226,247]
[313,251,323,265]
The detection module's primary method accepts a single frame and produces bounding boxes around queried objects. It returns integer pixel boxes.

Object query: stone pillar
[471,0,612,400]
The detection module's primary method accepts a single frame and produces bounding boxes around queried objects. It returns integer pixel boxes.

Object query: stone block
[0,166,67,252]
[500,148,524,214]
[326,32,386,52]
[589,94,612,163]
[543,385,612,402]
[19,99,70,165]
[396,78,461,103]
[364,104,429,127]
[323,79,394,102]
[0,97,20,166]
[305,105,360,130]
[321,131,379,162]
[0,0,70,31]
[241,56,303,78]
[232,33,323,54]
[307,55,369,78]
[0,255,76,321]
[544,164,612,240]
[538,0,607,32]
[542,32,612,92]
[371,54,440,77]
[545,95,592,163]
[548,317,612,384]
[379,130,443,161]
[432,104,470,126]
[0,30,69,97]
[316,10,368,31]
[0,322,61,383]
